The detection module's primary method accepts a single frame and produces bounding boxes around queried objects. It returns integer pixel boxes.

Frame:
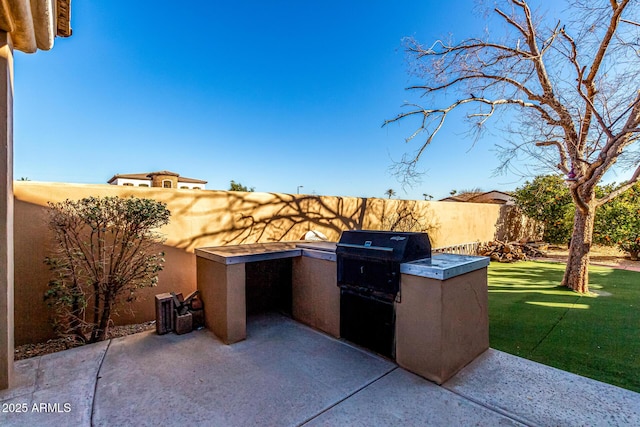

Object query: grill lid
[336,230,432,262]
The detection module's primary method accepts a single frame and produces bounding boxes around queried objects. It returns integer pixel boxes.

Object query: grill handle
[336,243,394,252]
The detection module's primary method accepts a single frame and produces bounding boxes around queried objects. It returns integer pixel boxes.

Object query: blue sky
[14,0,532,200]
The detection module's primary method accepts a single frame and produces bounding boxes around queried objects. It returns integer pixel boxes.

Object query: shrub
[515,176,640,258]
[513,175,573,244]
[44,196,170,344]
[595,184,640,260]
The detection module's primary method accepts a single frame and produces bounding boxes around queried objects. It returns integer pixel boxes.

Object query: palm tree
[385,189,396,199]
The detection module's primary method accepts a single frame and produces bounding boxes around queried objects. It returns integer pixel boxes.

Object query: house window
[139,184,149,187]
[162,180,172,188]
[180,186,189,189]
[122,183,133,186]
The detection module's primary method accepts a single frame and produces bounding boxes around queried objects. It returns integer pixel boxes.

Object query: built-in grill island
[195,232,490,385]
[336,230,432,358]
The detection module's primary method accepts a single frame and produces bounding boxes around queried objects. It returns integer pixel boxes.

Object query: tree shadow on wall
[168,191,440,250]
[378,200,440,235]
[494,205,543,242]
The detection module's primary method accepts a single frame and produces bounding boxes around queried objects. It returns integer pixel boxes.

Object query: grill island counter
[195,237,489,385]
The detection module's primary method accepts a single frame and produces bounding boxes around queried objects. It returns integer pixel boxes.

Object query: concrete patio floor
[1,313,638,426]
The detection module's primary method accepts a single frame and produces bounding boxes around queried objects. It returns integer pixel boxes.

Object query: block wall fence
[13,181,538,345]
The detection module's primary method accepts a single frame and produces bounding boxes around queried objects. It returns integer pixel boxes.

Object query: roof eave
[0,0,72,53]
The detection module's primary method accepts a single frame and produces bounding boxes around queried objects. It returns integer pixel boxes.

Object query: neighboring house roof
[0,0,72,53]
[107,171,207,185]
[174,176,208,184]
[147,170,179,177]
[440,193,481,203]
[440,190,514,205]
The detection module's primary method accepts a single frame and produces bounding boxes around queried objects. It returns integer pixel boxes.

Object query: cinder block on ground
[174,311,192,335]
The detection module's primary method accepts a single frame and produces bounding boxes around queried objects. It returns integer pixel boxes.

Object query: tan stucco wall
[196,258,246,344]
[395,269,489,384]
[12,181,533,345]
[0,31,14,389]
[292,257,340,337]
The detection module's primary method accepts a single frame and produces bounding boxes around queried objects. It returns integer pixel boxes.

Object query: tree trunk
[562,198,597,294]
[90,285,113,343]
[70,293,86,344]
[93,298,112,343]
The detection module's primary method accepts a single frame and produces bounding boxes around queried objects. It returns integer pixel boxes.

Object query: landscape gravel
[14,321,156,360]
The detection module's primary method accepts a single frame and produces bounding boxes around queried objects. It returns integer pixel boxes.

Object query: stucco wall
[13,181,536,345]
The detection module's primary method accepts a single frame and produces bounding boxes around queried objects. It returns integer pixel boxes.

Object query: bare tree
[385,0,640,293]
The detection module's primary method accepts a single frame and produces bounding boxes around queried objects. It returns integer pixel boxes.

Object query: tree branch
[535,140,570,173]
[597,163,640,205]
[389,0,639,221]
[584,91,640,189]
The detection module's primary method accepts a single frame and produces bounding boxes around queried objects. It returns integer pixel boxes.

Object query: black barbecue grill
[336,230,432,358]
[336,230,432,302]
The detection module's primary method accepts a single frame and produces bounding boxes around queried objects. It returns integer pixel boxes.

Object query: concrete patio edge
[0,316,638,426]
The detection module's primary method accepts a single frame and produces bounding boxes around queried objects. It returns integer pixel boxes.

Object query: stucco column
[0,30,14,390]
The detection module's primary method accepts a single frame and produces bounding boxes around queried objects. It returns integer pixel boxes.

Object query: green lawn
[488,261,640,393]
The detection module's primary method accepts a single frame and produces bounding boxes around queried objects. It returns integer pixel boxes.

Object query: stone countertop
[195,242,302,265]
[195,242,489,279]
[297,241,337,262]
[195,241,338,265]
[400,254,490,280]
[296,241,337,252]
